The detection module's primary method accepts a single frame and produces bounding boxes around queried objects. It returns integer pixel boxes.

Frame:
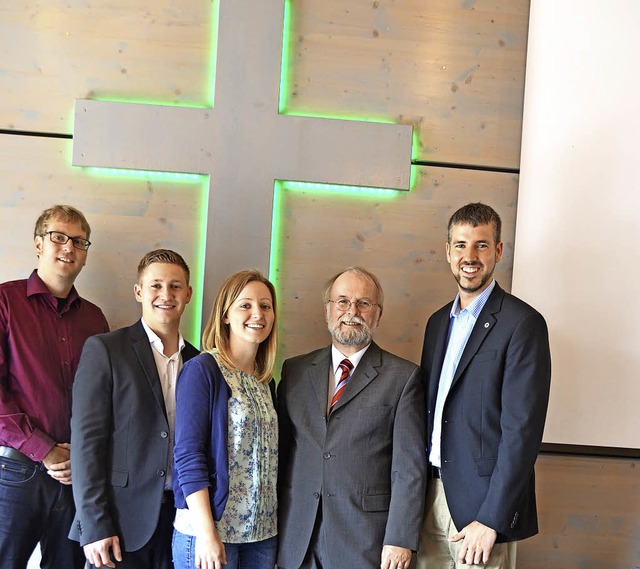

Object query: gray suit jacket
[277,342,427,569]
[69,320,199,551]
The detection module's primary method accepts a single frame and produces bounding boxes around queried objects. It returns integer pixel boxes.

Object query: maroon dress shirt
[0,270,109,461]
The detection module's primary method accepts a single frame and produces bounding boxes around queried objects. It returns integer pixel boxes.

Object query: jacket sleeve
[70,336,118,546]
[384,365,428,550]
[174,357,229,519]
[276,359,292,487]
[475,311,551,535]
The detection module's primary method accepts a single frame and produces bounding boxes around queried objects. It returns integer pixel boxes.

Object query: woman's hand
[195,531,226,569]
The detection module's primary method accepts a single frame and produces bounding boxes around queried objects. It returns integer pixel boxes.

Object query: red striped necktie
[330,358,354,411]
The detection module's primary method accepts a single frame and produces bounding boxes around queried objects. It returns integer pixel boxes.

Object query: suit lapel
[309,347,331,414]
[331,342,381,413]
[182,341,200,362]
[131,320,168,419]
[451,284,504,387]
[429,308,452,407]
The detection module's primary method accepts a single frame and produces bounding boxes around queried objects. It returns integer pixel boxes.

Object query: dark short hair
[447,202,502,244]
[34,204,91,239]
[137,249,191,284]
[322,266,384,310]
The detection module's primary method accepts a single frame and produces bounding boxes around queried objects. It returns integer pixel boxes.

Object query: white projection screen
[512,0,640,449]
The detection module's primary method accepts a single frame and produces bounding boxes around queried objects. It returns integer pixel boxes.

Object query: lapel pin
[484,322,490,328]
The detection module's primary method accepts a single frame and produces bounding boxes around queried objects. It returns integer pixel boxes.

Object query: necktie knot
[339,358,353,376]
[331,358,353,410]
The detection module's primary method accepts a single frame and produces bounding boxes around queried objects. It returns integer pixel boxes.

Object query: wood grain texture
[272,165,518,366]
[519,454,640,569]
[1,1,529,169]
[0,134,205,344]
[0,1,212,133]
[0,0,529,354]
[284,0,530,169]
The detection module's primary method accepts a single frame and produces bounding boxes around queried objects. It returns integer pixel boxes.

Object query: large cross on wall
[72,0,413,315]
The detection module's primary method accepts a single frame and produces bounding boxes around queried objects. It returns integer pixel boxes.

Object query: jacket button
[157,469,166,477]
[160,431,168,438]
[323,453,331,459]
[313,492,320,499]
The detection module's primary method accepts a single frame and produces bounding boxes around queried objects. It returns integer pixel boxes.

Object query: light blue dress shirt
[429,280,496,468]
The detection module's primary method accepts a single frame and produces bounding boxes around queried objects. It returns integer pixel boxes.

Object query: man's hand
[43,443,72,485]
[83,536,122,568]
[449,520,497,565]
[380,544,412,569]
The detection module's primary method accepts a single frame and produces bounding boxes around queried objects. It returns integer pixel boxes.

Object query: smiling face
[224,280,275,348]
[34,217,88,295]
[325,270,382,355]
[134,262,192,334]
[446,222,503,307]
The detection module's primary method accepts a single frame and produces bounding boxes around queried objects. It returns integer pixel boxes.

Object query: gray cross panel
[72,0,413,316]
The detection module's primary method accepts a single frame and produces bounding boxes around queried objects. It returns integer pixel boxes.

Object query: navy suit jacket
[69,320,199,551]
[421,283,551,542]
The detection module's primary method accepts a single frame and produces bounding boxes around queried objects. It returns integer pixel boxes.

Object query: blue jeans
[0,455,84,569]
[172,529,277,569]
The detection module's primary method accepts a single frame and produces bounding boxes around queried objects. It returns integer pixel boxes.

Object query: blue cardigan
[172,352,277,520]
[173,352,231,519]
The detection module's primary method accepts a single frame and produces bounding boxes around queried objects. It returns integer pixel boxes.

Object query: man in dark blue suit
[416,203,551,569]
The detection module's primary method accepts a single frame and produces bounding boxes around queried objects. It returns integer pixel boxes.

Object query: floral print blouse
[213,352,278,543]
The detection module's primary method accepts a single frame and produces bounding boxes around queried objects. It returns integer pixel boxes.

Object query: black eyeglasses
[327,298,379,313]
[43,231,91,251]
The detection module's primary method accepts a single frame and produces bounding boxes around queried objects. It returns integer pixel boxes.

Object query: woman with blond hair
[172,270,278,569]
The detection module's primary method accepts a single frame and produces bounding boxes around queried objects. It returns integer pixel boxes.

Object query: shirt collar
[450,279,496,320]
[331,343,370,373]
[26,269,79,306]
[140,317,185,359]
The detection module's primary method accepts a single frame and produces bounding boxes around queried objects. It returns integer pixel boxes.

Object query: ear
[495,241,504,263]
[376,305,383,326]
[134,283,143,303]
[445,242,451,264]
[185,285,193,304]
[34,235,44,257]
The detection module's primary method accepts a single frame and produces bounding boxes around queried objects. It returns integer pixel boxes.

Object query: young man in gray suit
[69,249,199,569]
[277,266,427,569]
[417,203,551,569]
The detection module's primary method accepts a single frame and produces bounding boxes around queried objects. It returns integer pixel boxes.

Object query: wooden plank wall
[519,454,640,568]
[0,1,213,341]
[0,0,527,356]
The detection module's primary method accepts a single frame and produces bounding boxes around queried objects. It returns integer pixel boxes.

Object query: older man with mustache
[277,266,427,569]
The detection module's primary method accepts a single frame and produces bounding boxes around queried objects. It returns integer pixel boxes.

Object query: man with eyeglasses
[277,266,427,569]
[0,204,109,569]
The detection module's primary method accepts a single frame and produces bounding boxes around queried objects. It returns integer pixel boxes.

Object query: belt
[0,446,34,464]
[430,465,442,479]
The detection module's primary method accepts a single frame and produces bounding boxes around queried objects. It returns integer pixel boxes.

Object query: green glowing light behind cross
[72,0,414,342]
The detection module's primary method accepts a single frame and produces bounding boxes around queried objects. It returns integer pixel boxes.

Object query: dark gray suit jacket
[421,283,551,542]
[277,342,427,569]
[69,320,199,551]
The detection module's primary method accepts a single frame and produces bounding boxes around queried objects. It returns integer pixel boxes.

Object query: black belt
[162,489,174,504]
[430,465,442,479]
[0,445,34,464]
